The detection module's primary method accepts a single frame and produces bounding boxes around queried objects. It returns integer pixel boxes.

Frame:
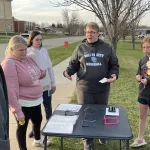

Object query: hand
[17,116,25,122]
[107,74,117,83]
[136,74,141,82]
[40,70,46,79]
[141,78,147,85]
[64,69,72,81]
[52,86,56,94]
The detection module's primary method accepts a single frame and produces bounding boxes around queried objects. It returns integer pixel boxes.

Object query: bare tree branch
[49,0,150,50]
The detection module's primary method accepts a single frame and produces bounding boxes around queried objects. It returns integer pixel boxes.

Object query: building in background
[13,17,36,33]
[0,0,14,32]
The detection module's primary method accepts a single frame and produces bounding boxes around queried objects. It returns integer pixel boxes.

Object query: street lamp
[3,0,8,39]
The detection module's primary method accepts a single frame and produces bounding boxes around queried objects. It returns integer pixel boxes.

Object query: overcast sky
[12,0,150,26]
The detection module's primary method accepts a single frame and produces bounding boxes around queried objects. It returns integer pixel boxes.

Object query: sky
[11,0,150,27]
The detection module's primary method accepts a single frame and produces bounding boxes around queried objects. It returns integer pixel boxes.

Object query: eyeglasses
[104,115,119,125]
[85,31,97,34]
[84,106,98,114]
[82,106,98,127]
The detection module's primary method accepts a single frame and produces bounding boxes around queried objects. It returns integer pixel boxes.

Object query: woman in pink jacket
[1,35,50,150]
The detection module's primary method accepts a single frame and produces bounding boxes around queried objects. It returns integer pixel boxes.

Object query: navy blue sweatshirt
[67,39,119,93]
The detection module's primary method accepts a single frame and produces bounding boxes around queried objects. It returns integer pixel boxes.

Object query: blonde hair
[5,35,27,55]
[141,37,150,48]
[86,22,100,32]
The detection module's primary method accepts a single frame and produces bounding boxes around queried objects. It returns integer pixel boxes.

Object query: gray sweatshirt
[137,55,150,100]
[0,65,10,150]
[67,39,119,93]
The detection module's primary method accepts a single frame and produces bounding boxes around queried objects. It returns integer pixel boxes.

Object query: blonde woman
[1,35,50,150]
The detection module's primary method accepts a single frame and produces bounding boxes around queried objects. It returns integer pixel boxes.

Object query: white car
[20,33,30,42]
[138,34,150,38]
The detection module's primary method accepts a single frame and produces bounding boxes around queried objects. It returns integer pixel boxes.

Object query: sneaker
[32,139,51,147]
[28,131,34,138]
[99,139,107,144]
[130,138,147,147]
[84,143,93,150]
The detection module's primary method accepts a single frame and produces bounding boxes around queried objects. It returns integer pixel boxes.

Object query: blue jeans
[43,90,52,120]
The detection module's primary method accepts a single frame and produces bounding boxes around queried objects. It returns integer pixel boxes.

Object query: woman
[1,35,50,150]
[130,37,150,147]
[27,31,56,138]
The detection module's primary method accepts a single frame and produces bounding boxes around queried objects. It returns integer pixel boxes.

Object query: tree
[50,0,150,51]
[57,23,63,28]
[61,9,79,35]
[52,23,56,27]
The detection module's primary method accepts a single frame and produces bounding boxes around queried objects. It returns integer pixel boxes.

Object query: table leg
[120,140,121,150]
[60,137,63,150]
[44,136,47,150]
[120,140,130,150]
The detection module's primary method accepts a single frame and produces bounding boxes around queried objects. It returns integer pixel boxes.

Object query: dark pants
[43,90,52,120]
[76,89,109,146]
[16,105,42,150]
[77,89,109,105]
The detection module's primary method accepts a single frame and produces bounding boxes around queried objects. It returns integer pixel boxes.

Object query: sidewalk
[9,58,76,150]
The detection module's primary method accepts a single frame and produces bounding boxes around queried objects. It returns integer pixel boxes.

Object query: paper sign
[99,78,107,83]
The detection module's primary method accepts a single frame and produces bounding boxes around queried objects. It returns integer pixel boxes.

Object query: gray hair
[5,35,27,55]
[86,22,100,32]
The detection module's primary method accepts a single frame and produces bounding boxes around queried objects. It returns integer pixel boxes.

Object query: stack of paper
[43,115,79,134]
[56,104,82,112]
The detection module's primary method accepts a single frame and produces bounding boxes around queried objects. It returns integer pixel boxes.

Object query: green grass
[48,41,81,66]
[47,41,150,150]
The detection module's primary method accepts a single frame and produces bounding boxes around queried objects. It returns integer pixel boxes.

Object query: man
[63,22,119,150]
[0,65,10,150]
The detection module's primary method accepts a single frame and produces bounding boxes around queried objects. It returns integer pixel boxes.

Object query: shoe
[99,139,107,144]
[84,144,93,150]
[28,131,34,138]
[32,139,51,147]
[130,138,147,147]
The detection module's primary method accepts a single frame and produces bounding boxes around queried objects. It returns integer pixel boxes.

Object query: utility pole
[3,0,8,39]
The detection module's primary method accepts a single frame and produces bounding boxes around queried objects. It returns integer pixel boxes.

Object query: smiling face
[32,34,43,48]
[11,44,27,60]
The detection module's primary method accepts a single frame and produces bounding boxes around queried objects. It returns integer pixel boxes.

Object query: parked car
[138,34,150,38]
[20,33,30,42]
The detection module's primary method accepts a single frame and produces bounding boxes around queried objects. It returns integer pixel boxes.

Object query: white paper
[50,115,78,125]
[99,78,107,83]
[105,108,119,116]
[56,104,82,112]
[43,115,79,134]
[43,122,74,134]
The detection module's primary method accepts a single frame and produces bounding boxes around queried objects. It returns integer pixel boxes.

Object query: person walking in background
[27,31,56,138]
[1,35,50,150]
[63,22,119,150]
[0,65,10,150]
[130,37,150,147]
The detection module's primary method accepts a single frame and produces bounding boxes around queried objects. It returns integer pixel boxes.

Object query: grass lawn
[47,40,150,150]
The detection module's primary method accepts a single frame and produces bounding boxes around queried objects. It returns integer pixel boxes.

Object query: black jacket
[66,39,119,93]
[0,65,10,150]
[137,55,150,100]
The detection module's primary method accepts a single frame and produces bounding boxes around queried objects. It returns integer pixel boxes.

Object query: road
[0,36,85,62]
